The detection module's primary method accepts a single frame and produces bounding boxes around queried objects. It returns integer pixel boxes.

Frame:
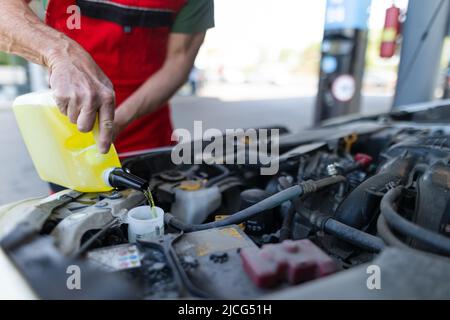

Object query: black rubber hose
[165,175,346,233]
[204,165,231,187]
[296,206,385,253]
[166,184,302,232]
[72,218,119,258]
[165,233,213,298]
[376,214,410,249]
[334,156,415,229]
[278,176,296,241]
[380,187,450,256]
[279,201,296,241]
[322,218,386,253]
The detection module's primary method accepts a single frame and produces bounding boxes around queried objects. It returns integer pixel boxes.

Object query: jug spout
[104,168,149,191]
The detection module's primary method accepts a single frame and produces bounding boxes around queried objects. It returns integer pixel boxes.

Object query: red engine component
[380,5,401,58]
[240,239,337,288]
[355,153,373,168]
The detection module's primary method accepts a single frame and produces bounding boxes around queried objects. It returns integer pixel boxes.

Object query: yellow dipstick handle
[344,133,358,153]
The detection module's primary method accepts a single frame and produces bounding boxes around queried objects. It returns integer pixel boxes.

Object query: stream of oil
[143,187,157,218]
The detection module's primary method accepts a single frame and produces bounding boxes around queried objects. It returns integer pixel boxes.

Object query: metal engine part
[50,190,145,256]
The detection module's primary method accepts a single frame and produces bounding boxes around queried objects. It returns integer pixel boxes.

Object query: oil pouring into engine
[144,187,157,218]
[12,90,161,225]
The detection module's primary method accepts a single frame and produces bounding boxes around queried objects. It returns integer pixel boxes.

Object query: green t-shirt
[172,0,215,34]
[40,0,214,33]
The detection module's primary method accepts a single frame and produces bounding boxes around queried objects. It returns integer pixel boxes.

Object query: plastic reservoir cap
[240,239,337,288]
[13,90,57,107]
[178,180,203,191]
[127,206,165,243]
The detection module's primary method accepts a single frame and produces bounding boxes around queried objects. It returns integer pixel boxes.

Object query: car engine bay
[2,104,450,299]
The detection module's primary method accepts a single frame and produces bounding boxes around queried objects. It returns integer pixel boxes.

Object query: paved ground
[0,93,392,205]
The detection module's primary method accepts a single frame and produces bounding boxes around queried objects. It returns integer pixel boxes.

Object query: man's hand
[0,1,115,154]
[48,46,115,154]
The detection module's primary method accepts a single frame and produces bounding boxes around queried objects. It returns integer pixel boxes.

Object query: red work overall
[46,0,187,155]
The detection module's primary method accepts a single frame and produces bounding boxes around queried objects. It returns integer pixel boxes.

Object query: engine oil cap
[178,180,203,191]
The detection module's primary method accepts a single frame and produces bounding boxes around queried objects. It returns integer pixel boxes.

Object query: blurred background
[1,0,449,204]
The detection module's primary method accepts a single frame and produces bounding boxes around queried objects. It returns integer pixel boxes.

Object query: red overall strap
[46,0,187,154]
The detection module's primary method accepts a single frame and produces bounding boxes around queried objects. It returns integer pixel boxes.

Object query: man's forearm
[116,54,193,121]
[115,32,206,129]
[0,1,75,67]
[0,1,116,153]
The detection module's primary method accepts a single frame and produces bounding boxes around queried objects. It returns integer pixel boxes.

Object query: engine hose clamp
[309,211,331,230]
[300,180,317,194]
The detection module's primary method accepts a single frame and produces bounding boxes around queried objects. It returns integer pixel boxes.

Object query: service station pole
[393,0,450,108]
[314,0,372,125]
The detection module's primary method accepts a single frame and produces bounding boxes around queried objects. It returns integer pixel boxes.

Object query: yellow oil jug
[13,91,148,193]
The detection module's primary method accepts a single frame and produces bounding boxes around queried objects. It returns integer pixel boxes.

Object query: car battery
[87,242,181,299]
[174,225,275,299]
